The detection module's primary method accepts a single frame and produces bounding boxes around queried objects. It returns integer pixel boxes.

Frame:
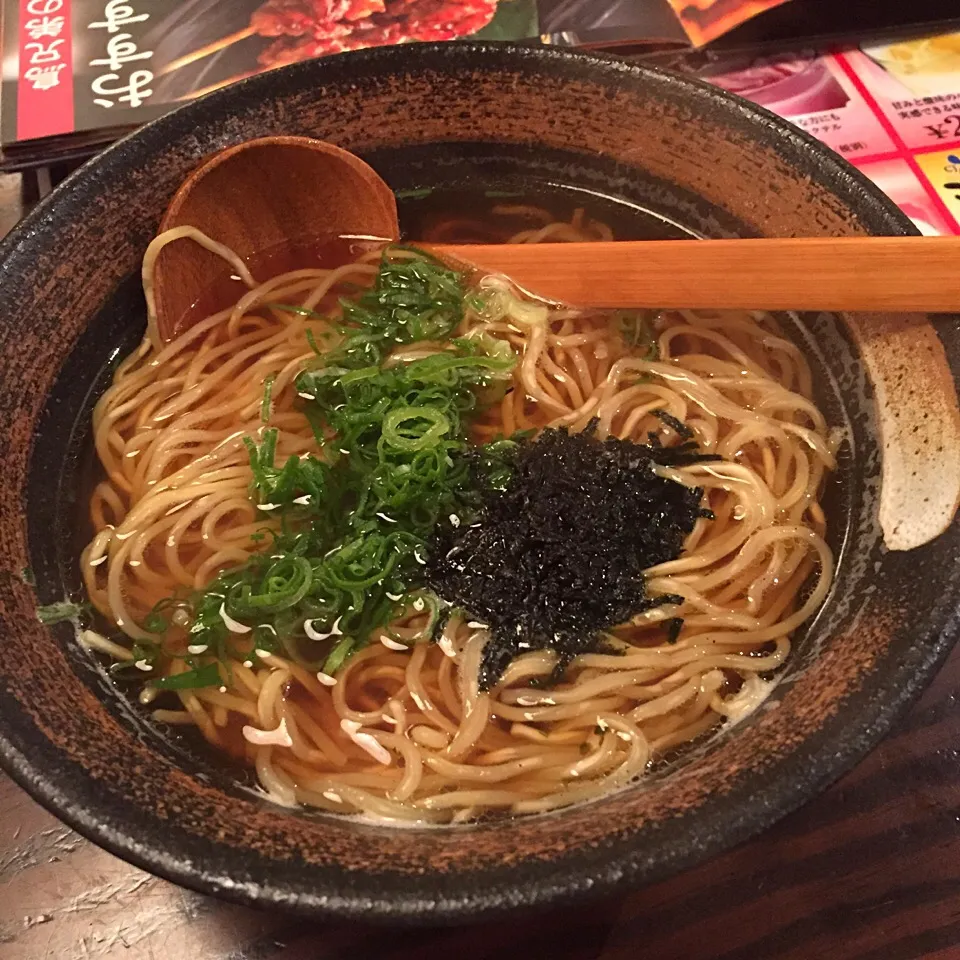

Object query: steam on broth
[78,199,835,823]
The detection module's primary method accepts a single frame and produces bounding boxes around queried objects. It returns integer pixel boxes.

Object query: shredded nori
[666,617,684,644]
[653,408,694,440]
[425,421,718,689]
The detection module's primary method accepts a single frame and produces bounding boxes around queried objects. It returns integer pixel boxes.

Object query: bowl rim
[0,40,956,924]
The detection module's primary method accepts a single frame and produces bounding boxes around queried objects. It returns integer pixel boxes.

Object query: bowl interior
[1,44,957,922]
[45,144,861,791]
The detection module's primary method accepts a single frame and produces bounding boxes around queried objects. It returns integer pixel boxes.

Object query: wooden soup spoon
[153,135,960,341]
[153,136,400,339]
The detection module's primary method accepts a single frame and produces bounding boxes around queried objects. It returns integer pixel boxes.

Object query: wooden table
[2,170,958,960]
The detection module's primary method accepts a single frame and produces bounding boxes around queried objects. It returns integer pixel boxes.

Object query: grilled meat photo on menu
[254,0,498,65]
[144,0,501,102]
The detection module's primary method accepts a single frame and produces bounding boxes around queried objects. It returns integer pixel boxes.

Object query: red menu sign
[16,0,75,141]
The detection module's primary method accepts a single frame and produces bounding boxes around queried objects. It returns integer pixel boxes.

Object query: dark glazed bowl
[0,43,958,924]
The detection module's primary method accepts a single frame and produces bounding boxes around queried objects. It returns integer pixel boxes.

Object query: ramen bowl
[0,43,958,923]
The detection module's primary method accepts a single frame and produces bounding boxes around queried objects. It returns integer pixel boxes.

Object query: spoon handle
[425,236,960,313]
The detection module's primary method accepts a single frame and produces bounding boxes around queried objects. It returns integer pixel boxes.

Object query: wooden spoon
[423,236,960,314]
[153,136,399,340]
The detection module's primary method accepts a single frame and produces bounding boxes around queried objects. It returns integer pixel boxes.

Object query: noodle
[81,205,835,822]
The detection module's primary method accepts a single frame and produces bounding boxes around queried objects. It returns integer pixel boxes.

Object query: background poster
[666,0,789,47]
[694,34,960,234]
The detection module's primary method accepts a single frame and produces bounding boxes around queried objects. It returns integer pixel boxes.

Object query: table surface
[2,170,959,960]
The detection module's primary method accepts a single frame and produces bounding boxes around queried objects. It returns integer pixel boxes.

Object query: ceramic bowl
[0,43,958,923]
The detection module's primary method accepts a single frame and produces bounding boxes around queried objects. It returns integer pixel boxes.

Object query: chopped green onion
[142,612,168,634]
[153,252,520,679]
[616,310,659,359]
[153,662,223,690]
[260,374,276,424]
[305,328,323,356]
[322,635,355,675]
[37,601,85,624]
[382,407,450,453]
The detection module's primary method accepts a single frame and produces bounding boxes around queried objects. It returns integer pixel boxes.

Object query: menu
[699,34,960,234]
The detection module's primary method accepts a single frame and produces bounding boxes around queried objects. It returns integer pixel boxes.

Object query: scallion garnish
[37,600,86,624]
[145,253,519,689]
[152,662,223,690]
[616,310,659,359]
[260,374,276,424]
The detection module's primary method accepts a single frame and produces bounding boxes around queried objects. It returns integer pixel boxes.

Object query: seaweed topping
[426,421,717,689]
[652,408,694,440]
